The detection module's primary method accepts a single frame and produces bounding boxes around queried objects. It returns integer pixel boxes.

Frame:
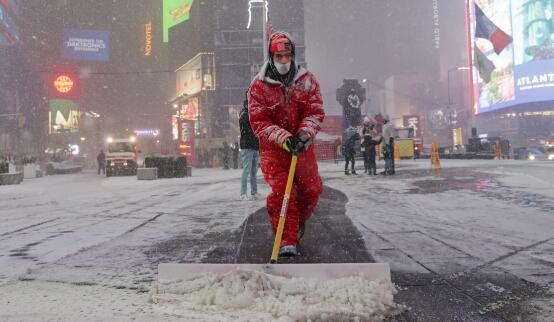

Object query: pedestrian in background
[97,150,106,175]
[381,115,395,175]
[361,117,382,175]
[343,126,360,175]
[232,142,240,169]
[221,141,231,170]
[239,93,260,200]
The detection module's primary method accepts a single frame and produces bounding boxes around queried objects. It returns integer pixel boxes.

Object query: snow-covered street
[1,159,553,321]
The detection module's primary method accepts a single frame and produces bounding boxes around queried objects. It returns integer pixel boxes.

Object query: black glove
[294,131,312,153]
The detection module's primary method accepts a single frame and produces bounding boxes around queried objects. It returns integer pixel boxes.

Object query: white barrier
[137,168,158,180]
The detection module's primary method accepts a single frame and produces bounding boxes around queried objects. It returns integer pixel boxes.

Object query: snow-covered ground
[320,159,554,285]
[0,159,552,321]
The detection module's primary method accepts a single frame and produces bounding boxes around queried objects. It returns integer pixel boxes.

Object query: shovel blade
[158,263,390,282]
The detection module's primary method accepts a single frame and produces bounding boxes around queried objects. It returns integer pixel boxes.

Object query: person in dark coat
[343,126,360,175]
[361,117,383,176]
[381,114,395,175]
[239,94,260,200]
[97,150,106,175]
[221,141,231,170]
[232,142,240,169]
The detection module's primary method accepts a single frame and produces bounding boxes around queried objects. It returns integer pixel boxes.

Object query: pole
[465,0,477,133]
[447,68,453,148]
[262,1,268,62]
[447,67,470,148]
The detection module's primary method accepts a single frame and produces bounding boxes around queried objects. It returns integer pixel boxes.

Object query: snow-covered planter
[0,172,23,185]
[23,164,41,179]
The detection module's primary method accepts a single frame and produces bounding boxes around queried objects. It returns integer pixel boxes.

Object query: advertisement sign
[176,54,202,96]
[403,115,421,138]
[63,29,110,62]
[171,115,179,140]
[472,0,554,113]
[53,75,74,94]
[49,99,80,134]
[163,0,195,42]
[179,96,199,120]
[144,21,152,56]
[178,119,195,165]
[133,128,160,137]
[0,0,19,46]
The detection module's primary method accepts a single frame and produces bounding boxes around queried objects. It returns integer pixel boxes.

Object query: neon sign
[54,75,74,94]
[247,0,268,29]
[144,21,152,56]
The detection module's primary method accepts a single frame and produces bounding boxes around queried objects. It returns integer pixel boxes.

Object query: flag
[475,3,512,54]
[475,47,496,83]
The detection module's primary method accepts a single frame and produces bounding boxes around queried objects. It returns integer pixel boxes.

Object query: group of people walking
[343,114,396,176]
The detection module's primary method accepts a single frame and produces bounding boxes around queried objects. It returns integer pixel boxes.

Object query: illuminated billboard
[63,29,110,62]
[163,0,195,43]
[0,0,19,46]
[472,0,554,113]
[175,53,215,97]
[179,96,199,120]
[49,99,80,134]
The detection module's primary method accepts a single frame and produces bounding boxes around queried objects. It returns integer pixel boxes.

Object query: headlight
[529,154,535,160]
[123,161,128,166]
[110,161,115,166]
[548,154,554,160]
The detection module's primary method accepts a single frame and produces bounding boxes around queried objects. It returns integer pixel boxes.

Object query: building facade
[167,0,305,164]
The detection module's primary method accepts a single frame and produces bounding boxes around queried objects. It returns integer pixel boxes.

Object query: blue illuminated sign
[63,29,110,62]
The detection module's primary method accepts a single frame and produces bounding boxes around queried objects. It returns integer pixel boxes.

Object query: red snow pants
[261,148,323,247]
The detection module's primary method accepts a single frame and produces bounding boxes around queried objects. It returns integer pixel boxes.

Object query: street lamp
[360,78,371,116]
[447,67,470,106]
[447,67,470,149]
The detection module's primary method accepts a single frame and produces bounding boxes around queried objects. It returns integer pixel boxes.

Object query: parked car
[546,147,554,161]
[526,148,546,161]
[514,147,547,161]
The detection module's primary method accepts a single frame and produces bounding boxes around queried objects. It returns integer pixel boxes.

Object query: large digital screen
[63,29,110,62]
[472,0,554,114]
[0,0,19,46]
[49,99,80,134]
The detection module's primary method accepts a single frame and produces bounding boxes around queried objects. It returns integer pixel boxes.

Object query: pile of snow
[151,269,401,321]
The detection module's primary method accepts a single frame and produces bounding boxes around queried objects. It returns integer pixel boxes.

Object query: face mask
[274,61,291,75]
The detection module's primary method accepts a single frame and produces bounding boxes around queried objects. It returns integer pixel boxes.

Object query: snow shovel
[270,153,298,263]
[158,154,391,282]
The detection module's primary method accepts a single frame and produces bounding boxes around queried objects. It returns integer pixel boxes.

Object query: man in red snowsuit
[248,32,325,257]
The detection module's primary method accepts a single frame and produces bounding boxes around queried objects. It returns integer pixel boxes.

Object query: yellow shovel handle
[270,154,298,263]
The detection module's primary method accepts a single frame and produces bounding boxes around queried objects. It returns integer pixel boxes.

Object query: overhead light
[173,103,179,109]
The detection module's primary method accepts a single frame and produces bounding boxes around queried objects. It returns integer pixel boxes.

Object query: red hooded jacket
[248,58,325,247]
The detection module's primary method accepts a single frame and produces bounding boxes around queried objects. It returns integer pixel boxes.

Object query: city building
[166,0,305,165]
